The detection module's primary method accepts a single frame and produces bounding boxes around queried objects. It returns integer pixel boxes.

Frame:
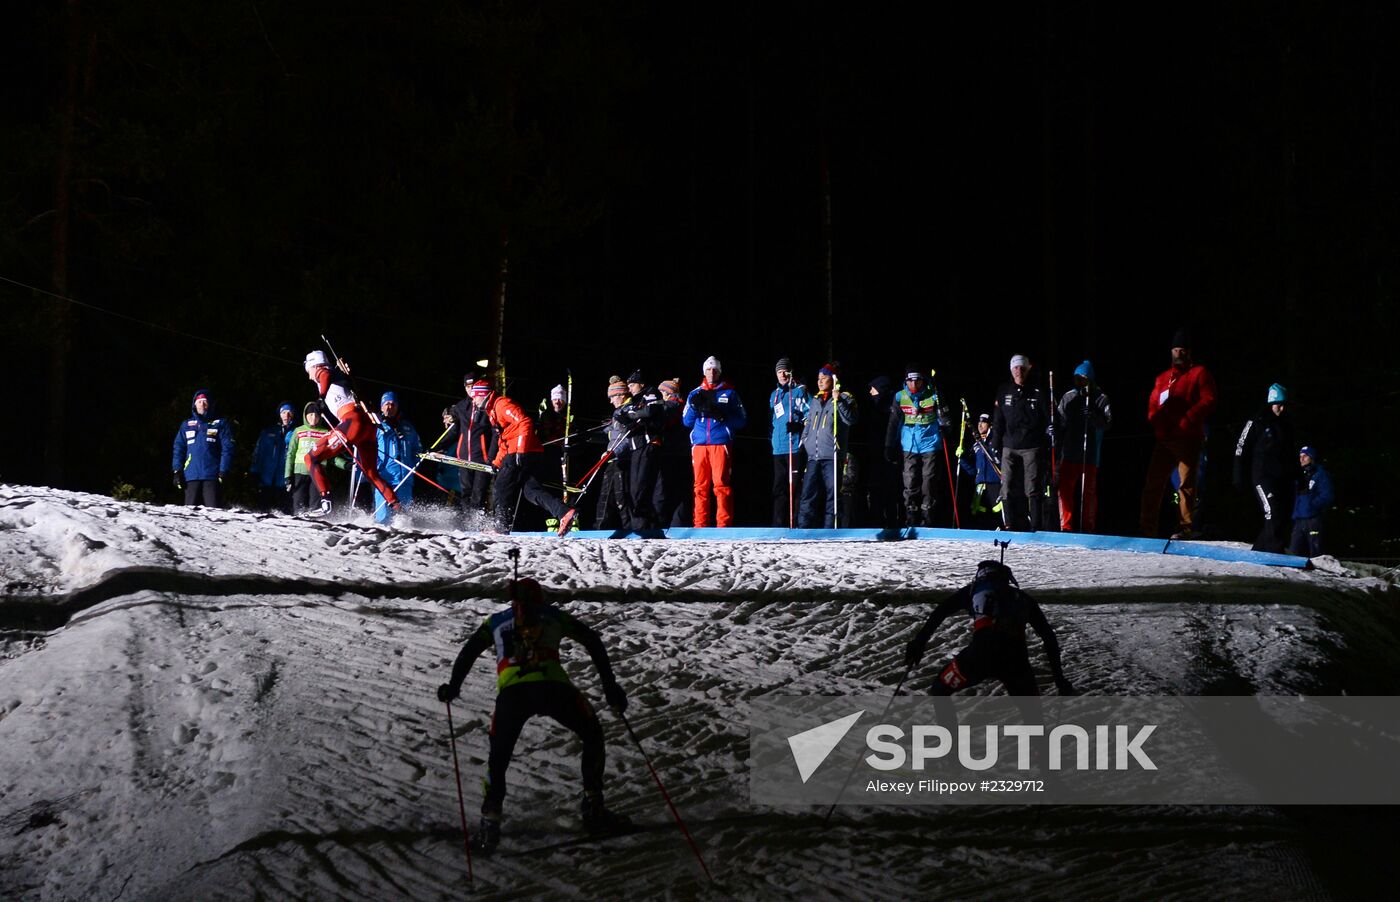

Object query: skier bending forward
[904,561,1077,696]
[437,578,630,851]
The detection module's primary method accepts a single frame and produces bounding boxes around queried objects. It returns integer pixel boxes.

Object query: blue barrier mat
[558,526,1309,568]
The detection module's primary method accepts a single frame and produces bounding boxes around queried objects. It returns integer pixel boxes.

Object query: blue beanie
[381,391,399,407]
[1299,445,1317,460]
[278,402,294,414]
[1267,383,1287,404]
[1073,360,1095,381]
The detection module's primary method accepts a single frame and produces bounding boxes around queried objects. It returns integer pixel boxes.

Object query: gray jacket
[801,391,858,460]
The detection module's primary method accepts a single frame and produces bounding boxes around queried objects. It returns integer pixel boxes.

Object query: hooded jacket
[172,390,235,481]
[285,402,339,479]
[250,407,297,487]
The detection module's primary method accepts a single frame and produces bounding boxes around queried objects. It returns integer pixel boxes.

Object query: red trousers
[307,410,399,506]
[692,444,734,527]
[1057,461,1099,532]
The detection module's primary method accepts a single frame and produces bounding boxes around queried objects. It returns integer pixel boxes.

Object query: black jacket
[992,380,1051,452]
[1234,406,1295,486]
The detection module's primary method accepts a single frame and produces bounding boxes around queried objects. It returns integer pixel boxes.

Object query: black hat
[1171,328,1192,350]
[463,370,480,385]
[626,370,645,385]
[775,357,792,371]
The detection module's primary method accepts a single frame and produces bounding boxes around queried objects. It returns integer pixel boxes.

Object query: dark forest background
[4,1,1399,556]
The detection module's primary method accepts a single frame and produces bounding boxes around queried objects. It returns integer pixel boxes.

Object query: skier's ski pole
[561,369,573,502]
[542,422,608,447]
[444,701,474,886]
[821,667,910,824]
[618,711,713,883]
[954,399,969,523]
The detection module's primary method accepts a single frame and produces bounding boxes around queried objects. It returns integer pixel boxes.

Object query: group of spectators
[170,328,1336,556]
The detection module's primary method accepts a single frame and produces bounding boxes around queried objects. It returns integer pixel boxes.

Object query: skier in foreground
[904,560,1076,696]
[436,577,630,851]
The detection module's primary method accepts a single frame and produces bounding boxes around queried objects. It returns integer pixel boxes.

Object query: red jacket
[1146,364,1217,442]
[488,395,543,465]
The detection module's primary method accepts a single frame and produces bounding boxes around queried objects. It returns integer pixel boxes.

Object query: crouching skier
[436,578,630,852]
[904,560,1077,696]
[301,350,400,517]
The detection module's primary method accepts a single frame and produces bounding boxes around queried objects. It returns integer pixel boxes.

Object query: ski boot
[307,494,333,518]
[580,791,632,835]
[555,508,578,537]
[473,814,501,853]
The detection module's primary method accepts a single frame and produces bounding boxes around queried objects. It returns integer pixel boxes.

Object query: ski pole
[1079,388,1091,533]
[930,372,960,528]
[542,422,609,447]
[618,711,713,883]
[562,369,573,502]
[954,399,969,524]
[444,701,474,886]
[821,667,910,824]
[832,377,841,529]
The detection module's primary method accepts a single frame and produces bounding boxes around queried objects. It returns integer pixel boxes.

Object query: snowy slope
[1,484,1397,900]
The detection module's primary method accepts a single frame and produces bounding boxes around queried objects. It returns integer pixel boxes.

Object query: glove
[437,683,459,703]
[1055,677,1078,696]
[172,471,184,490]
[937,407,952,428]
[886,447,900,464]
[903,642,923,670]
[603,680,628,713]
[787,420,804,434]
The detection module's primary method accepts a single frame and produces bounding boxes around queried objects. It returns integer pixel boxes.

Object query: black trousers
[1251,478,1295,554]
[930,628,1039,696]
[483,681,605,816]
[628,443,662,530]
[289,474,317,513]
[494,453,566,530]
[595,462,629,531]
[184,479,222,508]
[459,467,492,516]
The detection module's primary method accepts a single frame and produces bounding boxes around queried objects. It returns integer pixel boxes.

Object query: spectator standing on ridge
[172,388,235,508]
[1055,361,1113,533]
[1139,329,1218,539]
[798,363,857,528]
[1290,445,1334,558]
[886,364,947,528]
[683,356,747,528]
[285,401,342,514]
[993,355,1051,531]
[250,402,296,513]
[372,392,423,523]
[1233,383,1296,553]
[768,357,810,527]
[654,379,692,527]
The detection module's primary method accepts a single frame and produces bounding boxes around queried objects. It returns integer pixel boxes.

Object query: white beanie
[1009,354,1030,370]
[550,384,565,402]
[702,356,721,374]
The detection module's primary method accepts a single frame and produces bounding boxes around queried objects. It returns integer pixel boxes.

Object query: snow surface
[1,483,1397,899]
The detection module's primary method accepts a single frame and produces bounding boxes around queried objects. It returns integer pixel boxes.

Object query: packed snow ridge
[1,484,1396,900]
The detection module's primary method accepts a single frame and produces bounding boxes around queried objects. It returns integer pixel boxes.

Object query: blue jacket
[683,381,747,446]
[375,417,423,493]
[172,390,235,481]
[250,419,295,487]
[959,430,1002,486]
[1292,464,1334,519]
[886,387,944,455]
[769,383,810,455]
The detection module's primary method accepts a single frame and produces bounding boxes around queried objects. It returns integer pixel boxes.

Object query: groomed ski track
[1,484,1396,900]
